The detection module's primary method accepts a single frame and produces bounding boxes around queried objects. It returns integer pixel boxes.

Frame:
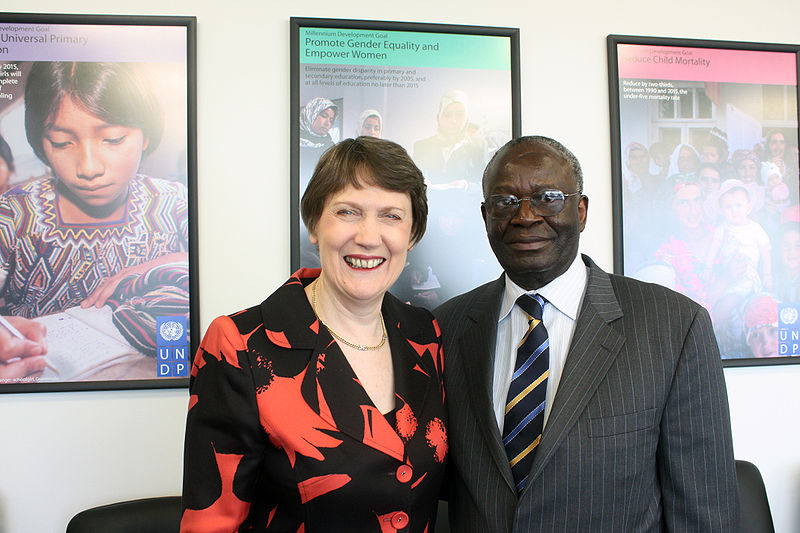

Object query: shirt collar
[498,254,588,323]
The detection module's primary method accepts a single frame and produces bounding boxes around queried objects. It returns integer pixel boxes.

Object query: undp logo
[160,320,185,342]
[779,306,798,327]
[157,315,188,347]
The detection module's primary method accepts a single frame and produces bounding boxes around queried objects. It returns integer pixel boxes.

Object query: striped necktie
[503,293,550,492]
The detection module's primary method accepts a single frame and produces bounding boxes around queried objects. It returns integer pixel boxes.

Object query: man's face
[482,142,587,290]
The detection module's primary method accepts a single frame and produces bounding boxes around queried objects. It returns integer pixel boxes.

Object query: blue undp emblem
[156,315,190,377]
[157,316,187,346]
[778,304,800,356]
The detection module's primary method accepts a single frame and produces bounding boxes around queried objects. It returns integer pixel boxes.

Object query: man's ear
[578,195,589,232]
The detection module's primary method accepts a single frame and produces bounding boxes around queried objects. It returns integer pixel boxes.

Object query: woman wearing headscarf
[356,109,382,138]
[299,96,338,150]
[666,143,701,181]
[412,89,487,189]
[299,97,340,195]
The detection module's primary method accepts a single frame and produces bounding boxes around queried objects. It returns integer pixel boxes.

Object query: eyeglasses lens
[487,192,567,218]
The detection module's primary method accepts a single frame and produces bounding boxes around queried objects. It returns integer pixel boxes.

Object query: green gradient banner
[300,28,510,69]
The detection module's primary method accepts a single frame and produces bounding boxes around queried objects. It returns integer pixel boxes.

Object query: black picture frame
[0,12,198,391]
[290,17,520,309]
[608,34,800,366]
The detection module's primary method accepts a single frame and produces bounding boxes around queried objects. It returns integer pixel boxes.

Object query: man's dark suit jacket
[434,255,738,532]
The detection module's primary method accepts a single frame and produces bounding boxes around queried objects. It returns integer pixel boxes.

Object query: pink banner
[617,43,796,85]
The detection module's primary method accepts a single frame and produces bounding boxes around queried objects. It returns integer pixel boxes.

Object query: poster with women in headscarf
[291,18,520,309]
[0,14,197,391]
[608,35,800,365]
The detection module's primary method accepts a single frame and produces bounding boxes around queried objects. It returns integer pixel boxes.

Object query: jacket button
[395,464,413,483]
[391,511,409,529]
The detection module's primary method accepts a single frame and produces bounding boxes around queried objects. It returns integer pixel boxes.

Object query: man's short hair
[482,135,584,196]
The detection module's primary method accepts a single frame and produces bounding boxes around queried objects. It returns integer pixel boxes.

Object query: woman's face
[360,116,382,138]
[768,132,786,159]
[311,107,335,136]
[672,184,703,229]
[310,182,414,305]
[677,146,699,174]
[43,97,146,210]
[438,101,467,139]
[0,157,11,189]
[736,159,759,183]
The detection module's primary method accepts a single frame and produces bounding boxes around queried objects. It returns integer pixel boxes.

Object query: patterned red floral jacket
[181,269,447,532]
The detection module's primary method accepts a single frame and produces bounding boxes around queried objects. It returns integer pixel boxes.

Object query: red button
[391,511,409,529]
[396,464,413,483]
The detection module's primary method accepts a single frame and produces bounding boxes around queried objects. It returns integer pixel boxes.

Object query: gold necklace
[311,279,387,351]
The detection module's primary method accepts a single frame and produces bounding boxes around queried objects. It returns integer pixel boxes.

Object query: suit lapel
[527,256,625,486]
[458,277,517,491]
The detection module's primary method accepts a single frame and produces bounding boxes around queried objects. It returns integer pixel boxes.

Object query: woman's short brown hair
[301,136,428,244]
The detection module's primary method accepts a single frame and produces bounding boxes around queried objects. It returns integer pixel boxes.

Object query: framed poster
[608,35,800,366]
[291,18,520,309]
[0,13,198,391]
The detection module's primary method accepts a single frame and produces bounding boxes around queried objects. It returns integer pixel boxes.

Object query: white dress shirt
[492,254,588,433]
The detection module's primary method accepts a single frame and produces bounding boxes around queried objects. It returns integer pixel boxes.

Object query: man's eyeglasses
[483,190,581,219]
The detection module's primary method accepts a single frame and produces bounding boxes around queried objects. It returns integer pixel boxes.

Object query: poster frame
[290,17,521,279]
[0,12,198,392]
[607,34,800,367]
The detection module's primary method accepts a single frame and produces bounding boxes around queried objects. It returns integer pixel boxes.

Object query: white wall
[0,0,798,531]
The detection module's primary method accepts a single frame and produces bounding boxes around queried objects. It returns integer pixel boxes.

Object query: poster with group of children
[613,40,800,362]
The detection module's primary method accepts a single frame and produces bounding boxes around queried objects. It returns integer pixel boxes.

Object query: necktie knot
[516,293,545,321]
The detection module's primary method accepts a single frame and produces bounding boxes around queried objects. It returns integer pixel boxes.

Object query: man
[434,136,738,532]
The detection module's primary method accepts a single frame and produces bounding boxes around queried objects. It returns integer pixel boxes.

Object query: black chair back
[736,459,774,533]
[66,496,181,533]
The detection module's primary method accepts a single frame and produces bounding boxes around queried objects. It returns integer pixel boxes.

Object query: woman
[666,143,701,181]
[412,89,486,188]
[181,137,447,532]
[299,96,339,195]
[299,96,338,150]
[356,108,383,138]
[0,62,188,323]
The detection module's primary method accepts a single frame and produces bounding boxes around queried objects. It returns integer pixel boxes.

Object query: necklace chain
[311,280,387,351]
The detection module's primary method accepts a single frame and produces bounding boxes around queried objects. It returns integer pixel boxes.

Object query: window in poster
[291,18,520,309]
[607,35,800,366]
[0,13,198,391]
